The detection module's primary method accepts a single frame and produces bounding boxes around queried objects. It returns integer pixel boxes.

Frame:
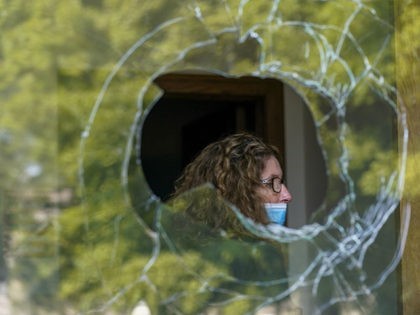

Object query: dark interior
[141,95,261,200]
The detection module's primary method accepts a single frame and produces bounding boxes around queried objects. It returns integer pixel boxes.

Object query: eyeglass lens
[272,177,282,193]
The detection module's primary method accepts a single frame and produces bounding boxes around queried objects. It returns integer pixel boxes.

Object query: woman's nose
[279,185,292,203]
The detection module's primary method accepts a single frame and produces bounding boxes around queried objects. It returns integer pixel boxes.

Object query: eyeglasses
[260,176,284,193]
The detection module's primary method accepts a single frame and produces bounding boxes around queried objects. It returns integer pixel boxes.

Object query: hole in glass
[140,73,327,228]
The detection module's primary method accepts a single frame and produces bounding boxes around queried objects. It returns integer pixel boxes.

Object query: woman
[172,133,292,235]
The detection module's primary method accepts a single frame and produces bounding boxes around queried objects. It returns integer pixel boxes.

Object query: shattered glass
[1,0,417,314]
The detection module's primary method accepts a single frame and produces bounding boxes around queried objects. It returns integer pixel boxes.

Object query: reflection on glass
[0,0,416,314]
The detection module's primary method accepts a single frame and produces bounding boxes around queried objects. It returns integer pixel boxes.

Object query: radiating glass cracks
[74,1,409,314]
[1,1,408,314]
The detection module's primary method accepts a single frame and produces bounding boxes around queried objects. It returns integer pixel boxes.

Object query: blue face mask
[265,203,287,225]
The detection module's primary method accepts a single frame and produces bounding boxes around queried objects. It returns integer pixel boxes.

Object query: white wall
[284,85,327,228]
[283,84,327,314]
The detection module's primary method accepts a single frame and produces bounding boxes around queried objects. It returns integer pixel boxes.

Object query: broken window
[1,0,416,314]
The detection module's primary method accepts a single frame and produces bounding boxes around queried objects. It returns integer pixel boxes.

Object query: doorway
[140,73,285,200]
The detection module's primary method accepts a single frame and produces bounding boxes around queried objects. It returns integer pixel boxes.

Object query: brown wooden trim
[155,73,281,96]
[154,73,285,152]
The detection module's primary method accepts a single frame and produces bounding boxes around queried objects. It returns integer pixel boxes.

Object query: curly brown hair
[172,133,282,232]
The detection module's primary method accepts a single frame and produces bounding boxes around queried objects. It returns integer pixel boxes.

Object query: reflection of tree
[169,187,287,312]
[395,1,420,313]
[53,185,289,314]
[0,0,417,314]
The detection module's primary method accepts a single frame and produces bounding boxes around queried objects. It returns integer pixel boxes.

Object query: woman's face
[256,155,293,204]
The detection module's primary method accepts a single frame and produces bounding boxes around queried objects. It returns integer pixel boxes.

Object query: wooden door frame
[154,73,285,153]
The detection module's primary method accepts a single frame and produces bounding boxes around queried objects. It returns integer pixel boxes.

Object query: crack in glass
[75,1,409,314]
[1,0,413,314]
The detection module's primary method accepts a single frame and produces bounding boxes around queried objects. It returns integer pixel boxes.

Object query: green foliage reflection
[0,0,416,314]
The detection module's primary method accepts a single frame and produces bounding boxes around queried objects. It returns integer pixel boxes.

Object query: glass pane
[1,0,417,314]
